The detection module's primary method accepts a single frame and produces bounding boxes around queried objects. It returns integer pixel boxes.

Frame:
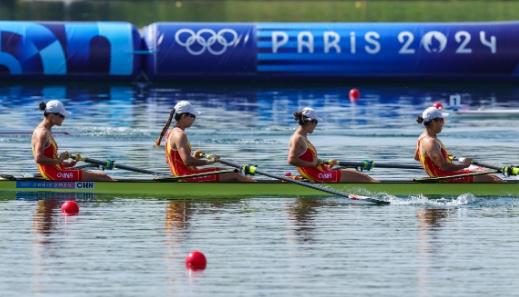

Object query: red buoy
[185,250,207,271]
[433,101,444,109]
[61,200,79,216]
[349,88,360,102]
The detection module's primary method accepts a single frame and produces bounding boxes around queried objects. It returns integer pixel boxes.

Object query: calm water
[1,81,519,296]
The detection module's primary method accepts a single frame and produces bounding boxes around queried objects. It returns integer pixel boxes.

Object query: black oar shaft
[82,157,158,175]
[338,161,422,170]
[471,160,501,171]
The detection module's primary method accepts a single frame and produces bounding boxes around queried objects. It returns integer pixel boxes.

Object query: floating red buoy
[433,101,444,109]
[61,200,79,216]
[185,250,207,271]
[349,88,360,102]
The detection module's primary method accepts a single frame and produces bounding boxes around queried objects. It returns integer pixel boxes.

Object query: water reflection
[32,198,59,238]
[165,200,193,233]
[417,208,449,230]
[31,197,60,295]
[416,208,450,297]
[286,198,322,242]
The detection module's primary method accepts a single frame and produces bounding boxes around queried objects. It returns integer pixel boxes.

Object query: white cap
[422,106,449,123]
[174,100,200,116]
[45,100,70,117]
[301,107,321,121]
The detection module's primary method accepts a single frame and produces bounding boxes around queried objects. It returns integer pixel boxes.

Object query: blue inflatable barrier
[1,21,519,80]
[0,21,141,79]
[144,22,519,80]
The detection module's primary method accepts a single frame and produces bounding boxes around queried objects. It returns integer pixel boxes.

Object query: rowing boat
[0,178,517,198]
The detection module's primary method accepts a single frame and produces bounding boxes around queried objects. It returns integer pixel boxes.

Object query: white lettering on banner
[455,31,472,54]
[268,30,498,55]
[272,31,289,53]
[350,32,356,54]
[364,31,381,54]
[324,31,340,53]
[398,31,415,54]
[297,31,314,53]
[480,31,497,53]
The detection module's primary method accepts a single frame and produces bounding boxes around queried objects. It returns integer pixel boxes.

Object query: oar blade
[348,194,390,205]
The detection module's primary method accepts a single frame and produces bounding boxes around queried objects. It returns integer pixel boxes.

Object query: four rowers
[31,100,506,183]
[32,100,112,181]
[414,106,502,182]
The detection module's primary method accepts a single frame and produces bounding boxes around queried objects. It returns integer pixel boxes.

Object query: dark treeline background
[1,0,519,26]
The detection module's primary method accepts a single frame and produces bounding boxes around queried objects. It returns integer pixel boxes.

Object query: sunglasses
[309,119,318,124]
[185,113,196,119]
[53,113,65,119]
[433,118,444,122]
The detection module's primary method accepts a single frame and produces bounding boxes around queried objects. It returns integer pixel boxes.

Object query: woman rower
[32,100,113,181]
[287,107,377,183]
[414,106,501,182]
[156,100,253,182]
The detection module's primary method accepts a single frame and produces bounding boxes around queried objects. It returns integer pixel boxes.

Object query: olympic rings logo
[174,28,239,55]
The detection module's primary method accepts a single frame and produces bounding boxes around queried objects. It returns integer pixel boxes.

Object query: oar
[0,174,15,180]
[413,170,498,183]
[464,159,519,176]
[73,155,162,175]
[195,152,389,205]
[337,160,422,171]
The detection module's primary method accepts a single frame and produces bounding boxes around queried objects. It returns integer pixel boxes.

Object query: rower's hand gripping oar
[72,154,160,175]
[195,151,389,205]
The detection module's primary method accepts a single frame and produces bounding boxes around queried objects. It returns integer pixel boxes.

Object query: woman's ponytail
[154,108,176,146]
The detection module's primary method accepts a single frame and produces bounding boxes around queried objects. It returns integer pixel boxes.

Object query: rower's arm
[287,136,318,168]
[33,130,61,165]
[173,132,213,166]
[425,140,469,171]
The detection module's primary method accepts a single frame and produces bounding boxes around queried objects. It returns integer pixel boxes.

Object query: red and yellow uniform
[33,136,82,181]
[416,136,476,183]
[296,138,341,183]
[165,129,221,182]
